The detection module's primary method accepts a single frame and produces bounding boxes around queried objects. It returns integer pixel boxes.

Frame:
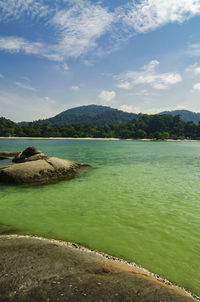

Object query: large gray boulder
[0,147,91,184]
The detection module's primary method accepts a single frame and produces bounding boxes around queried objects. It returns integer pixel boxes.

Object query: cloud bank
[0,0,200,62]
[115,60,182,90]
[124,0,200,33]
[98,90,116,102]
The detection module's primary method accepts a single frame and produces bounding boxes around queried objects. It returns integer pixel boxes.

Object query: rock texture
[0,235,198,302]
[0,147,91,184]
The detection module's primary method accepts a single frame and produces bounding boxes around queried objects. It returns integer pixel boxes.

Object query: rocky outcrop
[0,152,20,160]
[0,147,91,184]
[0,235,198,302]
[12,146,47,163]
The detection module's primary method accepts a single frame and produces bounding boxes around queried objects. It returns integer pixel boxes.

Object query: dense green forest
[0,117,24,137]
[1,114,200,139]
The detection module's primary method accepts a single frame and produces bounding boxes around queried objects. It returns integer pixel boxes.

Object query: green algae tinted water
[0,139,200,296]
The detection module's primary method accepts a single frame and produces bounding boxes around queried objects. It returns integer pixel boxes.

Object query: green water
[0,139,200,295]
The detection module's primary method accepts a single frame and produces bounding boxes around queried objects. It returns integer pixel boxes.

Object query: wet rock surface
[0,235,198,302]
[0,147,91,184]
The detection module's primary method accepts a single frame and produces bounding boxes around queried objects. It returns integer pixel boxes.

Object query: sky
[1,1,200,121]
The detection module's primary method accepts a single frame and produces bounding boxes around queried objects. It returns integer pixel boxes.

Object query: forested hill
[1,113,200,139]
[0,117,24,137]
[19,106,200,126]
[22,105,138,126]
[160,110,200,124]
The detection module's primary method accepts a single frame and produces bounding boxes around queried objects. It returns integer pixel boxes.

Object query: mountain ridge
[159,109,200,123]
[20,105,138,126]
[18,104,200,126]
[2,107,200,139]
[18,105,200,126]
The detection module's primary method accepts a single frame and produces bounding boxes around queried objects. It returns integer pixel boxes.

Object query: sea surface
[0,139,199,296]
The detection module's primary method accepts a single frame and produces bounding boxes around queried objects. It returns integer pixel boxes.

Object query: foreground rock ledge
[0,147,91,184]
[0,235,198,302]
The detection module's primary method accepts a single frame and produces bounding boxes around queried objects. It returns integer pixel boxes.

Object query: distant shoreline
[0,137,199,142]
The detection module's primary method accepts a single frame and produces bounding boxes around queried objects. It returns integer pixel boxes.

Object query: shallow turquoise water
[0,139,200,295]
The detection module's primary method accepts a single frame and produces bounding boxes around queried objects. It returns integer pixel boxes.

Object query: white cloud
[120,105,141,113]
[52,1,114,58]
[124,0,200,33]
[185,63,200,75]
[1,0,200,63]
[186,64,200,91]
[0,0,49,21]
[115,60,182,90]
[120,104,190,114]
[98,90,116,102]
[195,67,200,74]
[0,73,4,78]
[15,81,37,91]
[193,83,200,91]
[43,53,63,62]
[0,36,43,54]
[0,1,113,61]
[71,86,80,91]
[117,82,131,90]
[152,83,168,90]
[0,36,64,61]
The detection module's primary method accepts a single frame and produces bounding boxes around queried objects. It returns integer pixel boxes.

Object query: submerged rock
[0,146,91,184]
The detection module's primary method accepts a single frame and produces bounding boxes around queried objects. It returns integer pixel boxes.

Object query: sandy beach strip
[0,136,121,141]
[0,136,199,142]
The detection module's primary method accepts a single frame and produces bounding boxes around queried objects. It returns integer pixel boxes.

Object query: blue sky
[1,0,200,121]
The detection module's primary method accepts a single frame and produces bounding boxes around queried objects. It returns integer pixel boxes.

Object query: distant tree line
[1,114,200,139]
